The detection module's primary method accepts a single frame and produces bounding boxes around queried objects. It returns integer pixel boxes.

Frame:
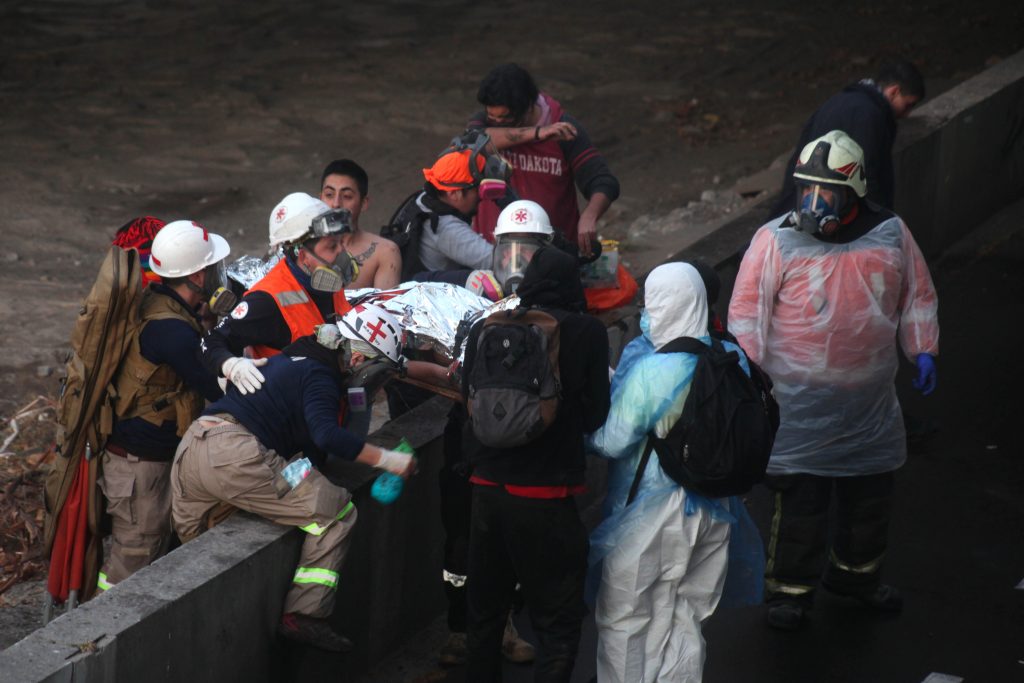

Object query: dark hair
[477,63,540,124]
[320,159,369,197]
[160,275,190,289]
[875,58,925,100]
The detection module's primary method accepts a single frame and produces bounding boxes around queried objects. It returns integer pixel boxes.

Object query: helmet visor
[492,236,544,294]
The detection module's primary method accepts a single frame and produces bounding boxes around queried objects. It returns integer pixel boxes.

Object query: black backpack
[467,308,562,448]
[379,191,439,282]
[627,337,779,503]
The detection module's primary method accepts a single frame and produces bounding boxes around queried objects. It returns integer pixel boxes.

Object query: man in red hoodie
[468,63,620,257]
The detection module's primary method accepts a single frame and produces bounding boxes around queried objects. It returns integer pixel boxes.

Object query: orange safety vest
[246,259,352,359]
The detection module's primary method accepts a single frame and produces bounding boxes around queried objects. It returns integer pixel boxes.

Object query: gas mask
[796,184,844,237]
[492,234,544,294]
[296,208,357,292]
[190,261,238,316]
[301,246,359,293]
[442,130,513,201]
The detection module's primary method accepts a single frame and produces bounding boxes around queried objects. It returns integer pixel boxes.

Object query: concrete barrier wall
[4,48,1023,683]
[0,397,453,681]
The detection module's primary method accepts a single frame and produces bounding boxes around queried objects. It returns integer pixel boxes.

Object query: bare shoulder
[350,231,398,266]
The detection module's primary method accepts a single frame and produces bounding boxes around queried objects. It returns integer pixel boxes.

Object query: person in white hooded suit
[587,262,762,683]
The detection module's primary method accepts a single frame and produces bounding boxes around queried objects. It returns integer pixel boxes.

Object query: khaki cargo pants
[97,449,173,591]
[171,416,358,619]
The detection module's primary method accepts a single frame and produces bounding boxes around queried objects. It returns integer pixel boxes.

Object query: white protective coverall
[589,262,745,683]
[728,212,939,476]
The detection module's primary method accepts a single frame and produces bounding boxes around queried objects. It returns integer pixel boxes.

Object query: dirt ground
[1,0,1022,651]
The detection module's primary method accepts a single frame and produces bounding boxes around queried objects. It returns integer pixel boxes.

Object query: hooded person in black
[771,58,925,217]
[462,245,610,682]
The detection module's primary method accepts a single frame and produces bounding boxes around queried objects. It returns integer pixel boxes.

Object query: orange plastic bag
[585,264,639,313]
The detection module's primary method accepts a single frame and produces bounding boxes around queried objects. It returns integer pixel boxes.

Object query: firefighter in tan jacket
[171,303,415,652]
[98,220,232,591]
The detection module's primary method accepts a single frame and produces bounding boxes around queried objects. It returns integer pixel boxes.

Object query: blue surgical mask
[640,309,652,338]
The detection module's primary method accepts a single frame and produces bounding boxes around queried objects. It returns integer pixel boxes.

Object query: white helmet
[494,200,554,239]
[793,130,868,198]
[268,192,333,248]
[337,303,404,365]
[150,220,230,278]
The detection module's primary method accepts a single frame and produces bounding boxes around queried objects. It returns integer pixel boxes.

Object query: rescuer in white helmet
[729,129,940,631]
[201,192,359,396]
[97,219,233,593]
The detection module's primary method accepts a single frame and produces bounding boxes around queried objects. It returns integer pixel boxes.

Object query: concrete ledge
[0,513,299,682]
[0,397,452,682]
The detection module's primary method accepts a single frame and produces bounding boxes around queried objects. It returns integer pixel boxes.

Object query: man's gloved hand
[912,353,937,395]
[376,448,415,478]
[221,357,269,395]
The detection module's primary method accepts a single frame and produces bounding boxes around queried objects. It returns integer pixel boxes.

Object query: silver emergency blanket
[347,283,519,361]
[226,253,519,360]
[226,253,282,290]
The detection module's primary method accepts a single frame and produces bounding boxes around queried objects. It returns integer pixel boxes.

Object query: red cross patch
[275,207,287,222]
[365,318,388,343]
[513,209,529,224]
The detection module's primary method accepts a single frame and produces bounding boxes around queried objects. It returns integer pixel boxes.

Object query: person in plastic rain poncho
[728,130,939,631]
[588,262,764,683]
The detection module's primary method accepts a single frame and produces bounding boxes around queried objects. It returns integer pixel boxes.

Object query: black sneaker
[823,582,904,613]
[766,602,805,630]
[278,613,353,652]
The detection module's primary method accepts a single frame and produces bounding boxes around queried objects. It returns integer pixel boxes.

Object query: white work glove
[376,448,414,477]
[221,357,268,395]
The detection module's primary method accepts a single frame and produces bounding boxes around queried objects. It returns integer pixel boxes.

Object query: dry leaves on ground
[0,397,57,600]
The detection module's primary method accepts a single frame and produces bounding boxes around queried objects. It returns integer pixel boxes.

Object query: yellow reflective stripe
[275,290,310,307]
[293,567,339,589]
[97,572,113,591]
[829,549,884,575]
[300,521,327,536]
[765,578,814,596]
[298,501,355,536]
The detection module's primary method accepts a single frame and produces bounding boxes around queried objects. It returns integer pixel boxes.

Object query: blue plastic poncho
[586,263,764,682]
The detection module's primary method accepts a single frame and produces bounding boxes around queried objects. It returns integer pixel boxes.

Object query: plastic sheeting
[588,338,762,607]
[728,214,939,476]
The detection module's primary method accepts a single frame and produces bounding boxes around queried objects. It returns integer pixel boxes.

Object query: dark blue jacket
[203,347,364,467]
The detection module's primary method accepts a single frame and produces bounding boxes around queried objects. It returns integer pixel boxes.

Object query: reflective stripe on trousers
[300,501,355,536]
[293,566,340,589]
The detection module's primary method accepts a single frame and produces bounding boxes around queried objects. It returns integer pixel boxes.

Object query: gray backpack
[467,308,561,448]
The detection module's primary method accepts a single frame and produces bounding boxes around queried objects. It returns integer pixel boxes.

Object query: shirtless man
[320,159,402,289]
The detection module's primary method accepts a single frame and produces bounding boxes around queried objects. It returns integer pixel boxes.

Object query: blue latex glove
[912,354,937,395]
